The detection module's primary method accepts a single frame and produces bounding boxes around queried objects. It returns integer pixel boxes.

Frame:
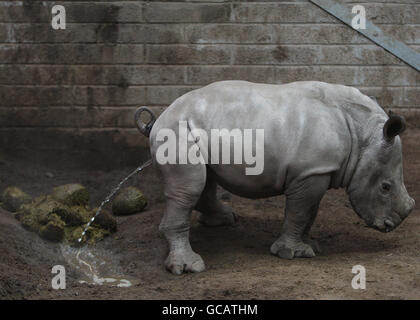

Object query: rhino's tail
[134,106,156,137]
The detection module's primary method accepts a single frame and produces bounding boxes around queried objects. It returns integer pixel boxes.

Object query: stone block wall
[0,0,418,167]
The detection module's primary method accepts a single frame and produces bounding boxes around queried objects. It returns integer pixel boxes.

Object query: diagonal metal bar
[309,0,420,72]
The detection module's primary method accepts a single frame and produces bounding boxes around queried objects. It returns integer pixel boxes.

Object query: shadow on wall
[2,2,147,170]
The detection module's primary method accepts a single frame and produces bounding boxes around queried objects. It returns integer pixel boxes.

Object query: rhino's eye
[381,182,391,192]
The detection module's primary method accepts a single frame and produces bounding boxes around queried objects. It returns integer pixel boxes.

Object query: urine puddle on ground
[60,244,139,287]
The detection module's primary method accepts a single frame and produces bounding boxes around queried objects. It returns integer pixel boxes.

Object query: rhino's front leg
[302,204,322,254]
[270,175,330,259]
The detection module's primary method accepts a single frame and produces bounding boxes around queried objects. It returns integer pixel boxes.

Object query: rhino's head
[348,112,415,232]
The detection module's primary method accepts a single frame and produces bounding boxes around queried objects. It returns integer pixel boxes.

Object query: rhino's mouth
[370,211,403,233]
[371,220,394,233]
[348,195,403,233]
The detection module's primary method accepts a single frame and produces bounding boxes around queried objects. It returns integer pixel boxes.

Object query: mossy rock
[12,185,116,246]
[64,226,84,245]
[84,226,110,244]
[34,198,68,225]
[1,187,32,212]
[17,195,50,224]
[112,187,147,216]
[71,205,94,224]
[17,195,82,226]
[39,214,65,242]
[20,214,41,232]
[55,205,89,226]
[51,184,89,207]
[91,208,117,232]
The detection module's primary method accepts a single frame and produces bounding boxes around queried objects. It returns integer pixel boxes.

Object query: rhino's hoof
[198,211,236,227]
[303,237,322,254]
[165,251,205,275]
[270,240,316,259]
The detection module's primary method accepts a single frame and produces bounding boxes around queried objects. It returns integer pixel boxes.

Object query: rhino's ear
[383,111,406,141]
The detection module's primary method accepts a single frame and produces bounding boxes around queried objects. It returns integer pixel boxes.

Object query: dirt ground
[0,129,419,300]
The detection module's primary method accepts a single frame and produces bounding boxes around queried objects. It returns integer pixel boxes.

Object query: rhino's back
[157,80,383,127]
[150,81,382,197]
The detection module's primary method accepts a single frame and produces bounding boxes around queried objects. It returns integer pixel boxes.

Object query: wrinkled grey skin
[137,80,415,275]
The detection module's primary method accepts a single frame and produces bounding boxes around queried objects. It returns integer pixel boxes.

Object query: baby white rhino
[135,81,415,275]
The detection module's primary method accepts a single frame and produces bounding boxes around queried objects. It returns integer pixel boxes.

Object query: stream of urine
[60,159,152,287]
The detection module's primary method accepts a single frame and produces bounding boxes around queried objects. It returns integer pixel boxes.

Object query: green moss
[51,184,89,207]
[64,225,110,246]
[64,226,84,246]
[1,187,32,212]
[17,195,69,225]
[84,226,110,244]
[71,205,94,224]
[17,195,49,224]
[39,214,65,242]
[112,186,147,216]
[53,205,86,226]
[20,214,41,232]
[91,208,117,232]
[15,201,37,221]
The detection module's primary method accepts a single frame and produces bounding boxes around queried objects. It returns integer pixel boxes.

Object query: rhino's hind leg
[270,175,330,259]
[159,163,207,275]
[195,170,236,227]
[162,215,205,275]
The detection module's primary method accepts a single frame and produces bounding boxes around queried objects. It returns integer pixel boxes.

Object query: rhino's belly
[208,163,286,198]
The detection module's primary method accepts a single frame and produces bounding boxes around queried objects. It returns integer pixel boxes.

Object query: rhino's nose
[403,197,415,217]
[384,219,395,229]
[409,197,415,212]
